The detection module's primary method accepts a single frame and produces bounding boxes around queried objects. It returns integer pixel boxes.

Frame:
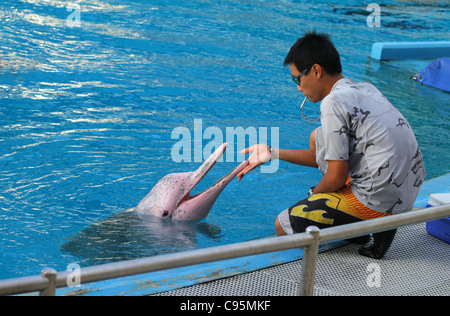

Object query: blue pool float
[412,57,450,92]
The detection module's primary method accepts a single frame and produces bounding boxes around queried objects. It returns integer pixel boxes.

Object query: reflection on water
[61,209,223,266]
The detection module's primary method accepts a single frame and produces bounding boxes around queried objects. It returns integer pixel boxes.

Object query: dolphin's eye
[162,211,169,217]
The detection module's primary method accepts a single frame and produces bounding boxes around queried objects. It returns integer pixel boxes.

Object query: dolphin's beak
[190,143,229,188]
[173,143,249,220]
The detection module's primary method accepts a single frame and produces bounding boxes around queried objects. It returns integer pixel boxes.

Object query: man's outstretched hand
[237,144,272,181]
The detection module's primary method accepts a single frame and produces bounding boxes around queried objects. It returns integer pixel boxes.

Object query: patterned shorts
[277,185,391,235]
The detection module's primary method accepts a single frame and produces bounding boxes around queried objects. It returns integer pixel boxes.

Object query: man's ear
[312,63,323,79]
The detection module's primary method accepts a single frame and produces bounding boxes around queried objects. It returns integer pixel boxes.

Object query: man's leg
[275,217,287,236]
[359,229,397,259]
[275,186,395,256]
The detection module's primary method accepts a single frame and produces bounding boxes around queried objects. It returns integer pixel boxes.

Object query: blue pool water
[0,0,449,280]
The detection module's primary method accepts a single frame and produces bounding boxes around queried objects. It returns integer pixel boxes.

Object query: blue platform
[371,41,450,60]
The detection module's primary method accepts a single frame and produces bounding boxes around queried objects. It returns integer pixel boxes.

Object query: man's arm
[313,160,348,194]
[277,148,318,168]
[237,145,318,181]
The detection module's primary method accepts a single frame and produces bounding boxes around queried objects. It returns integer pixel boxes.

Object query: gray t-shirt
[317,78,426,214]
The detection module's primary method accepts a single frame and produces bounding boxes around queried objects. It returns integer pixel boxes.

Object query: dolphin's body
[135,143,248,220]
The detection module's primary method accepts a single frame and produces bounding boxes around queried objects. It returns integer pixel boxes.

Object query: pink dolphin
[135,143,248,220]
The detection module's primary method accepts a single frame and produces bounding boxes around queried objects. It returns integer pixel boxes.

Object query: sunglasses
[292,65,313,86]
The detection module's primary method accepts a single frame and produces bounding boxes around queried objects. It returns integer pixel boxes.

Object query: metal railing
[0,204,449,296]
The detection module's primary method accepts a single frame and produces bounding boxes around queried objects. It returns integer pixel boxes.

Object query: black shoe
[358,229,397,259]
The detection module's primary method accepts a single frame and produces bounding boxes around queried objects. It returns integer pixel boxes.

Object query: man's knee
[275,217,287,236]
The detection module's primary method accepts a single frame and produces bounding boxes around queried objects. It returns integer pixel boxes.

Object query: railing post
[40,268,57,296]
[299,226,320,296]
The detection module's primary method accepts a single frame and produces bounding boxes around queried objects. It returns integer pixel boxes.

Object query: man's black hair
[284,31,342,75]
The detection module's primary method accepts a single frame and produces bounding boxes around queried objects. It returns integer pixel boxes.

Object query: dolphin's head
[135,143,248,220]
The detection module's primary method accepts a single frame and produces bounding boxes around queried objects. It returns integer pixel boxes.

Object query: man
[237,31,426,259]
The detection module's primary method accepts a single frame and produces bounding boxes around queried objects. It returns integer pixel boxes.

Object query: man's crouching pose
[237,31,426,259]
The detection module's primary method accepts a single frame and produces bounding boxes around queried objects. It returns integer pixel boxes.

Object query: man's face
[290,63,321,103]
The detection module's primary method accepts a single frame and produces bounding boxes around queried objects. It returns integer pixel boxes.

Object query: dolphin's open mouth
[181,143,248,201]
[180,143,227,201]
[135,142,248,220]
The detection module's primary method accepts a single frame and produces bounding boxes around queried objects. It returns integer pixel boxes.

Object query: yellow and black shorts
[277,185,391,235]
